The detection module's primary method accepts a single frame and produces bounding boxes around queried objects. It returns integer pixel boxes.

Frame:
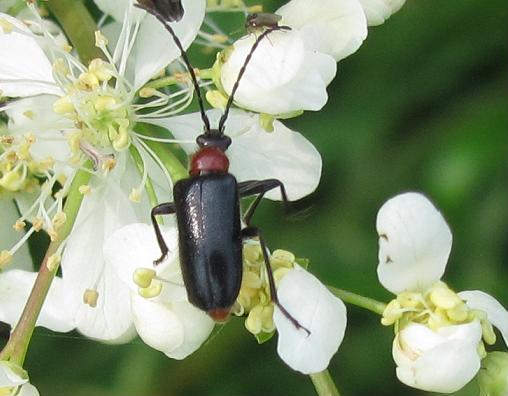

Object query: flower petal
[376,192,452,294]
[145,109,322,201]
[103,222,180,292]
[60,159,145,342]
[0,270,74,332]
[273,268,347,374]
[19,383,40,396]
[393,321,482,393]
[162,301,214,359]
[131,0,205,88]
[0,13,60,97]
[221,30,336,114]
[459,290,508,347]
[0,198,32,270]
[277,0,368,61]
[358,0,406,26]
[131,293,185,354]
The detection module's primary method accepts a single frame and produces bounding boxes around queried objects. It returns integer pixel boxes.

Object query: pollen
[0,250,13,269]
[32,217,44,232]
[129,188,141,203]
[76,71,100,91]
[78,185,91,195]
[94,30,108,47]
[13,220,26,232]
[83,289,99,308]
[46,253,61,271]
[53,95,75,115]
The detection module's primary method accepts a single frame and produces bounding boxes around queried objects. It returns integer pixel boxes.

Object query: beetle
[135,2,306,332]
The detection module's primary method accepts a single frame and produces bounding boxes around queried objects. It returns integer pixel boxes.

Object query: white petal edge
[0,13,60,97]
[0,270,74,332]
[459,290,508,347]
[277,0,368,61]
[145,109,322,201]
[376,192,452,294]
[273,268,347,374]
[359,0,406,26]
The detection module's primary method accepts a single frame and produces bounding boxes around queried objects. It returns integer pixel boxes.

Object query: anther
[13,220,26,232]
[83,289,99,308]
[0,250,13,269]
[46,253,61,271]
[78,185,91,195]
[138,280,163,298]
[133,268,156,289]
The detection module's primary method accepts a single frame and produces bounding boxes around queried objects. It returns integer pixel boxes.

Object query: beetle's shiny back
[173,173,242,313]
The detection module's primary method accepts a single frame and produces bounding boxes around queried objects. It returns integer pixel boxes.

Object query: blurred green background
[5,0,508,395]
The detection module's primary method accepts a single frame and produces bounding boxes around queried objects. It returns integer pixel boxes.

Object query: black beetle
[135,2,305,330]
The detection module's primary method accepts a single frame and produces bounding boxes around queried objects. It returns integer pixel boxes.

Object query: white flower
[358,0,406,26]
[274,267,347,374]
[103,222,214,359]
[0,361,39,396]
[377,192,508,393]
[219,29,337,115]
[0,1,206,341]
[218,0,369,116]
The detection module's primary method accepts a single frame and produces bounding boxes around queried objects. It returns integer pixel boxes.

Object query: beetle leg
[242,226,310,336]
[151,202,176,265]
[238,179,289,226]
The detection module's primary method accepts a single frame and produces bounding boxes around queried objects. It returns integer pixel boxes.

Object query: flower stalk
[329,287,386,315]
[310,369,341,396]
[0,165,92,364]
[46,0,103,64]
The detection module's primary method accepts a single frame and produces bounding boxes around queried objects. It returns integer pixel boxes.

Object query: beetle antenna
[217,26,289,133]
[135,2,211,131]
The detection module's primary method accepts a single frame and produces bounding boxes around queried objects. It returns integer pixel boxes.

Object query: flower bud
[478,352,508,396]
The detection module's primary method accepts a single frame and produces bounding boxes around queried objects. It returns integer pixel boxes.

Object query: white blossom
[377,192,508,393]
[218,0,369,116]
[274,267,347,374]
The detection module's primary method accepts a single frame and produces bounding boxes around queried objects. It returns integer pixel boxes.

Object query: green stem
[46,0,102,64]
[329,287,386,315]
[310,370,341,396]
[0,166,92,364]
[145,68,215,90]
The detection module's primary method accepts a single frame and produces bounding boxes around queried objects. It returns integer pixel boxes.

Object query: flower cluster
[377,192,508,393]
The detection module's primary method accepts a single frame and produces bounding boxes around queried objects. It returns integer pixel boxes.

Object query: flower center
[235,243,296,337]
[383,281,497,353]
[52,58,134,153]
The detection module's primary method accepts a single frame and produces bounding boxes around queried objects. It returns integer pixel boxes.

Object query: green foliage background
[8,0,507,395]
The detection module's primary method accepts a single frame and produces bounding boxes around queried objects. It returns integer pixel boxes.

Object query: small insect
[135,2,306,332]
[245,12,287,34]
[138,0,184,22]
